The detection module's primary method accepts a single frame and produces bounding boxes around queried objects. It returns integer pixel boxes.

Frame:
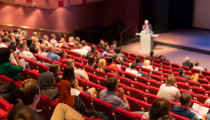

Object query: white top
[19,51,34,59]
[142,65,153,71]
[125,68,139,76]
[71,49,88,55]
[157,84,181,102]
[193,66,205,72]
[70,88,81,96]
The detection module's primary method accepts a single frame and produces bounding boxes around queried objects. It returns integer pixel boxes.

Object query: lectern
[136,33,159,52]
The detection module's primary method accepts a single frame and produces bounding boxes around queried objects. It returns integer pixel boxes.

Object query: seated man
[19,43,37,61]
[193,60,206,72]
[182,57,193,69]
[125,63,139,76]
[172,92,202,120]
[99,77,130,111]
[46,45,60,61]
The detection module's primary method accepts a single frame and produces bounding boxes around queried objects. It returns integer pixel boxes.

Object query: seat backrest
[84,65,95,73]
[74,62,84,69]
[150,74,163,82]
[93,98,114,120]
[170,112,190,120]
[97,76,106,87]
[202,71,210,76]
[149,80,162,88]
[0,109,7,119]
[37,63,49,73]
[0,98,13,111]
[136,76,148,85]
[202,84,210,91]
[79,92,93,109]
[192,86,206,95]
[0,75,15,85]
[119,77,132,87]
[87,72,98,84]
[147,86,159,95]
[124,72,136,81]
[197,94,208,104]
[115,107,138,120]
[126,96,142,111]
[171,63,180,68]
[132,81,147,92]
[95,70,106,78]
[146,93,160,104]
[152,71,162,76]
[175,76,186,83]
[177,82,190,90]
[188,80,200,87]
[27,70,40,79]
[191,68,200,73]
[129,88,145,101]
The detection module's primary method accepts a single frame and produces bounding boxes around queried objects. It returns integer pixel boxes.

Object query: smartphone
[117,64,120,68]
[138,73,142,76]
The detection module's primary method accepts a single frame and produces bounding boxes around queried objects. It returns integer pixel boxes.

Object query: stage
[121,29,210,70]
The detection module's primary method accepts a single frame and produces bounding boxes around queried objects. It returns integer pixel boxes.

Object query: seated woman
[157,75,181,102]
[88,55,98,69]
[62,66,97,98]
[142,59,153,71]
[66,59,89,81]
[60,34,69,47]
[57,80,95,118]
[68,36,75,46]
[38,44,48,58]
[0,48,23,81]
[97,59,110,73]
[38,63,59,100]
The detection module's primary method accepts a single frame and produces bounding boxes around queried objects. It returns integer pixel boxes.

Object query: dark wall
[168,0,194,29]
[142,0,194,33]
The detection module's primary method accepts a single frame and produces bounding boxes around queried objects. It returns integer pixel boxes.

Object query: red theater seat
[115,107,142,120]
[93,98,115,120]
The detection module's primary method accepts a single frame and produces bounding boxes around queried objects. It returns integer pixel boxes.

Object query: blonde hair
[68,36,74,42]
[166,75,176,86]
[66,59,74,67]
[144,60,151,66]
[98,59,106,70]
[40,44,46,52]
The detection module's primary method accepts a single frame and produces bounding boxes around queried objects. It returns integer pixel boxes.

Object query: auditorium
[0,0,210,120]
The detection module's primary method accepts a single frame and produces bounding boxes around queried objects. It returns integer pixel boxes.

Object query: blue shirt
[172,105,199,120]
[99,90,128,110]
[46,52,59,61]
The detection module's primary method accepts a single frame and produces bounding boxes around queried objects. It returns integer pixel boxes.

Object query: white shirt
[70,88,81,96]
[193,66,205,72]
[125,68,139,76]
[50,39,57,44]
[71,49,88,55]
[19,51,34,59]
[142,65,153,71]
[157,84,181,102]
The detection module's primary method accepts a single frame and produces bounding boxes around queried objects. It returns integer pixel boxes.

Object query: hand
[118,87,125,97]
[202,114,208,120]
[12,52,19,59]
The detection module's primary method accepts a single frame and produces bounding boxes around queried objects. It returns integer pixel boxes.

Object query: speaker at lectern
[136,31,159,52]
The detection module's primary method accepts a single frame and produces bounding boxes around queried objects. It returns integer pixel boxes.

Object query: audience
[97,58,110,73]
[193,60,206,71]
[178,68,199,82]
[142,98,170,120]
[38,63,59,100]
[19,79,40,112]
[57,80,95,118]
[135,57,143,68]
[66,59,89,81]
[142,59,153,71]
[46,45,60,61]
[62,66,97,98]
[106,57,120,70]
[38,44,48,58]
[19,43,37,61]
[182,57,194,69]
[115,47,127,62]
[50,34,57,46]
[125,63,139,76]
[110,40,117,51]
[157,75,181,102]
[0,48,23,81]
[88,55,98,69]
[68,36,75,46]
[99,77,130,111]
[172,92,201,120]
[85,45,98,59]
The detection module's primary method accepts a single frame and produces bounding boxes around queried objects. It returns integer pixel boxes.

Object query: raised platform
[153,29,210,55]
